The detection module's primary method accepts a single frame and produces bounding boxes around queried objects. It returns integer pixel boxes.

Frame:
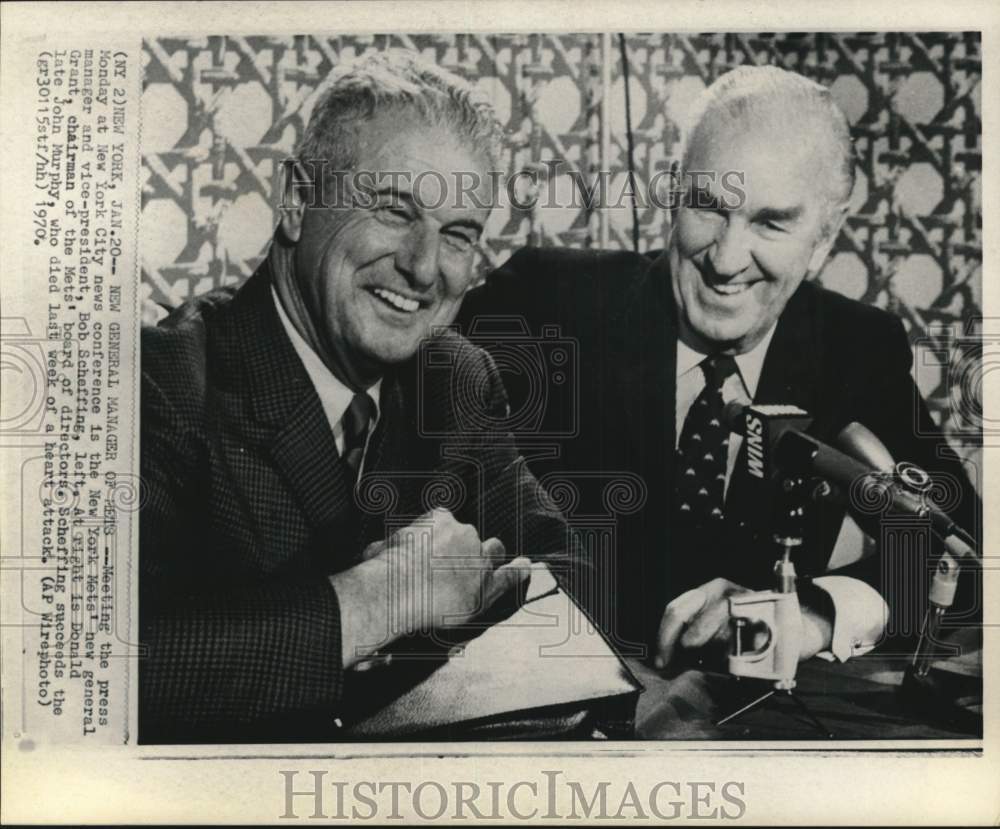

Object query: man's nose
[396,221,439,287]
[707,219,752,278]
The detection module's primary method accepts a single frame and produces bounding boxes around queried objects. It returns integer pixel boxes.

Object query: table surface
[627,652,982,741]
[342,567,982,742]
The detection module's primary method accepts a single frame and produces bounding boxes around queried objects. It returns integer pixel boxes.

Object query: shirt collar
[271,285,380,428]
[675,322,778,399]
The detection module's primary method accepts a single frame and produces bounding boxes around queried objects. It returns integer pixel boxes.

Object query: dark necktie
[341,391,375,484]
[674,354,739,547]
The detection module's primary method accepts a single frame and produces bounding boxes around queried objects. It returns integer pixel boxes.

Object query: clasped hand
[654,577,833,671]
[331,508,531,666]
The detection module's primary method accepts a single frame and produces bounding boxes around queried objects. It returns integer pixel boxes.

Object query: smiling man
[138,53,577,742]
[652,68,867,666]
[668,75,851,358]
[273,106,490,389]
[459,65,979,674]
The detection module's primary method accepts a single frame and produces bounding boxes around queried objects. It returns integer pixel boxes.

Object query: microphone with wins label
[724,401,980,731]
[722,401,977,563]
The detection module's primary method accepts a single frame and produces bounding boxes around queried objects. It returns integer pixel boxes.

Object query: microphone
[810,421,978,562]
[723,403,977,561]
[837,422,896,473]
[722,401,893,477]
[721,402,814,542]
[722,401,813,483]
[726,404,978,721]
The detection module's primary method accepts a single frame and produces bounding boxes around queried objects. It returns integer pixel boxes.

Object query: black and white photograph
[136,29,983,744]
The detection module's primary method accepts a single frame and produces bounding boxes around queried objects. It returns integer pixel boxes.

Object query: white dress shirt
[272,287,381,476]
[675,328,888,661]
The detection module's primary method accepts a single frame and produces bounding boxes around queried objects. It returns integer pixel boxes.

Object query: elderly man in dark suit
[139,53,577,742]
[459,66,980,673]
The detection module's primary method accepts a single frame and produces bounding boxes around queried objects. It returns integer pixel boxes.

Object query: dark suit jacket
[457,247,981,655]
[139,262,575,743]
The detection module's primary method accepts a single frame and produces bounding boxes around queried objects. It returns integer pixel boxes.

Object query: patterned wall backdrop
[139,32,983,475]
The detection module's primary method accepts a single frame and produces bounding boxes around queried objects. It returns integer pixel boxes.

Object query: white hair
[682,65,855,227]
[296,50,504,175]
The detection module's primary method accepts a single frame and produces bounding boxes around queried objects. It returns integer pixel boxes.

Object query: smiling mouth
[708,281,757,296]
[693,259,763,298]
[367,286,427,313]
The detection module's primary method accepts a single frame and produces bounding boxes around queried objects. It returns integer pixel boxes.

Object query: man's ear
[279,160,312,243]
[807,202,849,276]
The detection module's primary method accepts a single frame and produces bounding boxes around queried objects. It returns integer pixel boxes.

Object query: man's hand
[654,577,834,671]
[331,508,531,667]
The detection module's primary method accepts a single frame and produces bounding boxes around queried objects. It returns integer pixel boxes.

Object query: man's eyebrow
[754,205,805,223]
[687,184,726,210]
[373,186,416,207]
[371,188,482,234]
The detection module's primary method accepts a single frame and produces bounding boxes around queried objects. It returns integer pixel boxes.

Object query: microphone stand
[831,427,981,733]
[716,475,834,737]
[778,422,980,732]
[899,532,981,733]
[715,411,979,734]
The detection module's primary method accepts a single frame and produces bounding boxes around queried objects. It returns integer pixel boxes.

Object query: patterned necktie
[675,354,739,542]
[341,391,375,483]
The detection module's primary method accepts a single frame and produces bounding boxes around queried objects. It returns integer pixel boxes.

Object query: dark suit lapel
[750,284,822,414]
[619,253,677,463]
[232,262,355,533]
[268,398,355,531]
[355,370,407,545]
[724,283,822,577]
[617,253,677,634]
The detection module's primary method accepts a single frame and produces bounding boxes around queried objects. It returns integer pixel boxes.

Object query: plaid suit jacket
[139,262,575,743]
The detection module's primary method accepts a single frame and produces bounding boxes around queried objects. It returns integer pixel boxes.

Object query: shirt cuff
[812,575,889,662]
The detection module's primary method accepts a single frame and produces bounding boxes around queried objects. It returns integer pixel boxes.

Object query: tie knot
[342,392,375,448]
[701,354,738,389]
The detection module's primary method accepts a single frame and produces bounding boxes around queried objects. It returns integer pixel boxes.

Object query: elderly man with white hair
[139,52,585,742]
[460,65,980,673]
